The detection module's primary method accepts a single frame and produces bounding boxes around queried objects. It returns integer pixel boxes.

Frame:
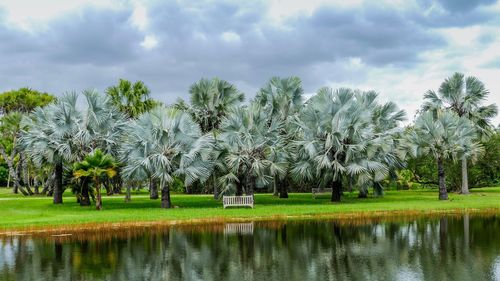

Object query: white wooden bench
[223,195,254,209]
[312,188,332,198]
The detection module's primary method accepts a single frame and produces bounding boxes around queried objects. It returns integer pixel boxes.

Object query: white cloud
[140,34,158,50]
[130,2,148,31]
[221,31,241,43]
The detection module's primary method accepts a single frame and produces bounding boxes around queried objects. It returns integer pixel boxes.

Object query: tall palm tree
[254,76,303,198]
[407,110,480,200]
[217,104,286,196]
[120,107,213,208]
[106,79,158,118]
[19,93,81,204]
[292,88,394,202]
[422,73,498,194]
[73,149,117,210]
[183,78,244,198]
[188,78,244,133]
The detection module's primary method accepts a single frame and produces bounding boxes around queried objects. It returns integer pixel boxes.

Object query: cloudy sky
[1,0,499,124]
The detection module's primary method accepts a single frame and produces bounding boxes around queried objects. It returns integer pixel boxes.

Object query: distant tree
[422,73,498,194]
[407,110,480,200]
[73,149,117,210]
[254,76,303,198]
[105,79,158,118]
[188,78,244,133]
[0,87,55,115]
[217,104,285,197]
[120,107,213,208]
[293,88,402,202]
[19,94,81,204]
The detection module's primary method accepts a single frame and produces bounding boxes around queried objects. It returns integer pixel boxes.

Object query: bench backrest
[223,195,254,205]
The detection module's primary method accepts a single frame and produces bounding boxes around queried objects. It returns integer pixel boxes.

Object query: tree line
[0,74,498,209]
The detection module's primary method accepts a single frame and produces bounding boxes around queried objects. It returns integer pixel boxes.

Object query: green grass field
[0,187,499,230]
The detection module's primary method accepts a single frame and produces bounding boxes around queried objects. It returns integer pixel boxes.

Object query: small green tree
[73,149,117,210]
[105,79,158,118]
[0,88,55,115]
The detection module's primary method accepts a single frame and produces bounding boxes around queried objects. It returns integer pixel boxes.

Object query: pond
[1,214,499,281]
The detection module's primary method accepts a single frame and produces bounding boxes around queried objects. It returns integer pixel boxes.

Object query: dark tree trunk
[112,173,123,194]
[95,178,102,210]
[161,182,172,208]
[331,178,342,202]
[150,178,159,199]
[273,178,279,197]
[213,175,218,199]
[80,178,90,206]
[279,178,288,199]
[437,157,448,200]
[104,179,112,195]
[236,179,243,196]
[358,188,368,198]
[246,176,254,196]
[53,160,63,204]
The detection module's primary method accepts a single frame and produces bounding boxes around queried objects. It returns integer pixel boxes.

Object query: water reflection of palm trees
[0,215,499,280]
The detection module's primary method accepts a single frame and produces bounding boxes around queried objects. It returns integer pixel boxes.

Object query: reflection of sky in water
[493,257,500,281]
[0,240,15,271]
[0,215,499,281]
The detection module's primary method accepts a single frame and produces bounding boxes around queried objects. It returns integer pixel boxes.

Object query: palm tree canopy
[73,149,117,179]
[422,72,498,138]
[106,79,158,118]
[254,76,304,122]
[19,93,82,166]
[407,110,481,160]
[292,88,404,187]
[217,103,286,190]
[120,107,213,186]
[188,78,244,132]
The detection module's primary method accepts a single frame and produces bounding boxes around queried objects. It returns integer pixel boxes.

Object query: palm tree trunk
[149,178,159,199]
[279,178,288,199]
[246,176,255,196]
[236,178,243,196]
[212,175,218,199]
[437,157,448,200]
[358,188,368,198]
[125,185,131,202]
[331,178,342,202]
[461,156,469,194]
[53,160,63,204]
[95,177,102,210]
[273,178,278,196]
[80,178,90,206]
[161,181,172,208]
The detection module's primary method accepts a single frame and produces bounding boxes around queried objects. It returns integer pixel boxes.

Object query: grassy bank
[0,187,499,231]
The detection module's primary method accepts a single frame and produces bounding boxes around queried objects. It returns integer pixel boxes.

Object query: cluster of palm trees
[16,73,497,209]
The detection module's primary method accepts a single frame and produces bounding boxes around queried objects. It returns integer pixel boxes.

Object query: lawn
[0,187,499,231]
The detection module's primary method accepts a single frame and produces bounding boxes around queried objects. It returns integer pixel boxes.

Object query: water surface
[1,214,499,281]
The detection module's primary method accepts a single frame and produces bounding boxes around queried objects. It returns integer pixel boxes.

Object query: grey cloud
[0,0,494,104]
[414,0,498,27]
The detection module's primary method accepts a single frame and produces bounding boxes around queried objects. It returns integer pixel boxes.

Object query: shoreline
[1,207,499,237]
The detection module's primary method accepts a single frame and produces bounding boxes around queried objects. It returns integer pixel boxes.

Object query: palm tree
[254,76,303,198]
[182,78,244,198]
[105,79,158,118]
[77,90,128,197]
[73,149,117,210]
[292,88,394,202]
[422,73,498,194]
[120,107,213,208]
[407,110,480,200]
[188,78,244,133]
[19,93,81,204]
[217,104,285,196]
